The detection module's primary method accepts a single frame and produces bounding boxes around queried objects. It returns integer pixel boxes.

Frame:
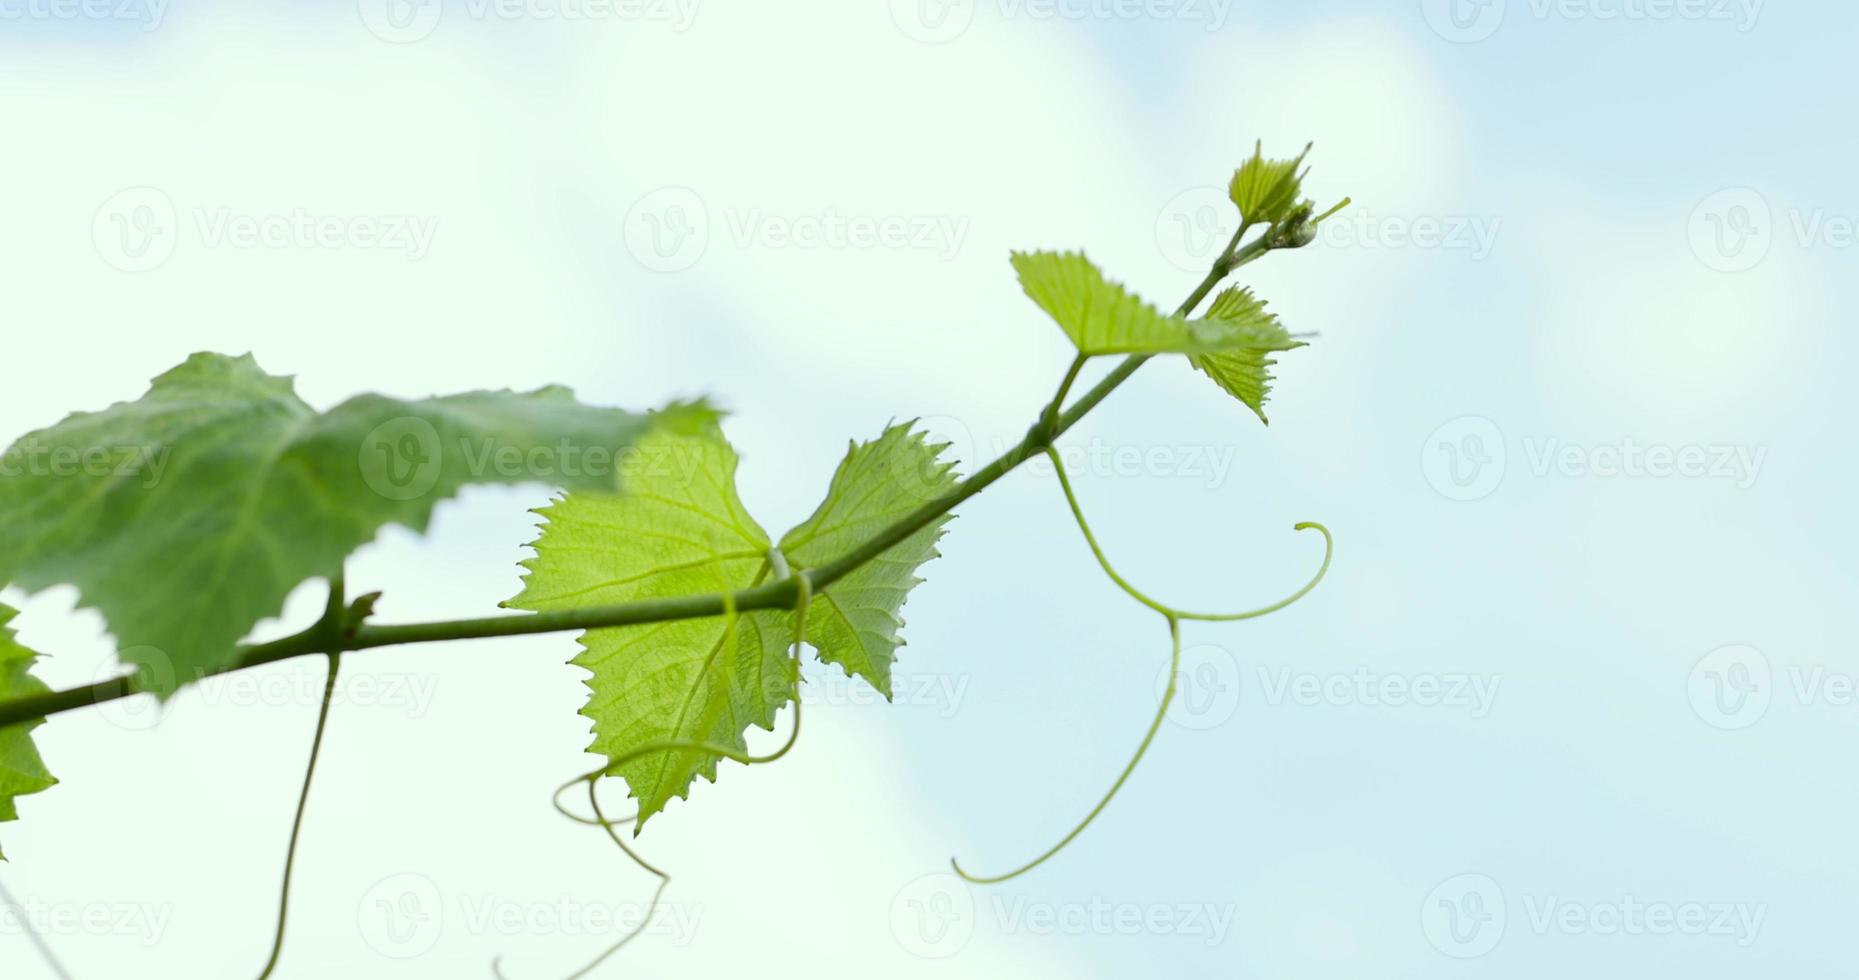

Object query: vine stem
[0,233,1277,731]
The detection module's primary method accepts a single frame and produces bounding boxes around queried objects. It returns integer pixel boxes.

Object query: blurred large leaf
[0,352,703,695]
[0,605,55,861]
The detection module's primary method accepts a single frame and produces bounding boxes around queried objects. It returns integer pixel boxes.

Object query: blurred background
[0,0,1845,975]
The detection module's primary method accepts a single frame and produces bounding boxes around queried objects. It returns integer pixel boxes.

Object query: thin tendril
[946,447,1333,885]
[1042,446,1332,621]
[951,617,1183,885]
[254,651,342,980]
[491,782,671,980]
[1039,354,1090,439]
[497,567,813,977]
[0,874,74,980]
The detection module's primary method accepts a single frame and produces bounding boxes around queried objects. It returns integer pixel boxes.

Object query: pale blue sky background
[1,1,1851,977]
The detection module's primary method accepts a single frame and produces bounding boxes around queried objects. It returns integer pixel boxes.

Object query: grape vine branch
[0,142,1350,977]
[0,204,1301,731]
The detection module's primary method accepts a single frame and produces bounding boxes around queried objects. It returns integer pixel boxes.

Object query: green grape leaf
[0,352,706,697]
[1188,286,1306,424]
[506,415,792,830]
[1227,141,1312,227]
[778,423,957,697]
[1012,251,1279,357]
[0,605,56,861]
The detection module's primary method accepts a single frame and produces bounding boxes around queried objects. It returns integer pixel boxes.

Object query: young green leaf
[1188,286,1306,424]
[778,423,958,697]
[506,415,792,830]
[1227,141,1311,227]
[0,352,705,697]
[1013,251,1277,356]
[0,605,56,861]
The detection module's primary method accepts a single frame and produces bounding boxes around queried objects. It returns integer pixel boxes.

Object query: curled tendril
[494,562,812,979]
[949,447,1332,886]
[1041,446,1332,621]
